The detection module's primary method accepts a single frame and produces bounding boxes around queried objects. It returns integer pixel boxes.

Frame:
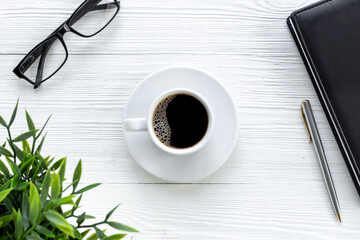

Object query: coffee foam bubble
[152,96,175,146]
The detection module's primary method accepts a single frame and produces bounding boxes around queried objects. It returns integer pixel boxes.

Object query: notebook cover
[287,0,360,196]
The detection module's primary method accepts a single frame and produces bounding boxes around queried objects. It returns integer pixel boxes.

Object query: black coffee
[152,94,208,149]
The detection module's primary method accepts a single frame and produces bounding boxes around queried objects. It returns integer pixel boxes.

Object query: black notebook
[287,0,360,196]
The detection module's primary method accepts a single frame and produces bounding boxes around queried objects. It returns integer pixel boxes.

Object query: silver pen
[301,100,342,222]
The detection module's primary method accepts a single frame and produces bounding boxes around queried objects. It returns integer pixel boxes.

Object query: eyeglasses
[13,0,120,89]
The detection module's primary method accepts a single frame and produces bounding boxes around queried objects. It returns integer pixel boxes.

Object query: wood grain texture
[1,0,360,239]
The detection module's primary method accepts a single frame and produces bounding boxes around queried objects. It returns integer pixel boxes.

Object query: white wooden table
[1,0,360,239]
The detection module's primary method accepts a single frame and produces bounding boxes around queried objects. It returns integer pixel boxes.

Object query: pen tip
[337,214,342,223]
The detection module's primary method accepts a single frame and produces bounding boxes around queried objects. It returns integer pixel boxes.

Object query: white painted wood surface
[1,0,360,239]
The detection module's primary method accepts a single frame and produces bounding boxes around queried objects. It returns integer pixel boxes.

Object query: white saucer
[123,67,238,182]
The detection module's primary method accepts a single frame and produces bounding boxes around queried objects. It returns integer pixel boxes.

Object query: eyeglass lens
[69,0,119,37]
[19,37,67,84]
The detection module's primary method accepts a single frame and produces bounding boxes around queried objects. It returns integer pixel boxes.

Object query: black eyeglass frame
[13,0,120,89]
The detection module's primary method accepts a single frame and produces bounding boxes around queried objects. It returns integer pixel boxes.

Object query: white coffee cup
[124,88,214,155]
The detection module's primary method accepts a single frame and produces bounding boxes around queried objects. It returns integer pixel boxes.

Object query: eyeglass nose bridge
[57,23,71,36]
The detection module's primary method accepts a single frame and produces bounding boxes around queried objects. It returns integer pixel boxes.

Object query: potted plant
[0,100,137,239]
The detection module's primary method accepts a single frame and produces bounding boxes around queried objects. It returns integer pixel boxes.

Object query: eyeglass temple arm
[35,38,56,86]
[18,38,53,76]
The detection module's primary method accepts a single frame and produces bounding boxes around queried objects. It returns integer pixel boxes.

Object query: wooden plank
[0,0,315,54]
[76,183,360,239]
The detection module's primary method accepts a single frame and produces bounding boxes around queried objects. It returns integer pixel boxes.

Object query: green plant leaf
[22,190,30,231]
[25,110,35,131]
[35,225,55,238]
[40,170,51,207]
[11,174,20,189]
[13,130,38,142]
[103,234,127,240]
[22,146,29,163]
[6,157,19,175]
[77,212,86,226]
[63,210,72,217]
[20,156,35,175]
[81,229,91,237]
[107,222,138,232]
[36,114,52,140]
[9,98,19,127]
[105,204,120,222]
[51,158,65,171]
[14,209,23,240]
[72,225,82,240]
[0,160,10,176]
[51,173,60,199]
[43,210,74,237]
[46,156,54,167]
[29,182,41,226]
[59,158,66,183]
[74,183,101,194]
[38,153,47,169]
[73,194,83,214]
[94,226,106,239]
[13,208,18,223]
[13,144,24,162]
[87,232,99,240]
[29,161,41,180]
[0,214,13,229]
[26,232,44,240]
[35,133,47,154]
[3,197,14,212]
[0,146,13,157]
[0,188,12,202]
[54,194,75,206]
[22,140,31,153]
[42,199,56,212]
[0,180,10,192]
[0,115,7,127]
[73,160,82,192]
[14,182,29,191]
[63,180,79,193]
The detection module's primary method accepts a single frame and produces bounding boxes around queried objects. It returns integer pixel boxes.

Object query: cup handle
[124,118,148,132]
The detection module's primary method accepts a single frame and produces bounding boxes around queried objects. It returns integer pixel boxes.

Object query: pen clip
[301,105,312,142]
